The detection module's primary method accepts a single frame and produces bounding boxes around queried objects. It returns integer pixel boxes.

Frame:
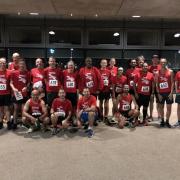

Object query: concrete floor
[0,100,180,180]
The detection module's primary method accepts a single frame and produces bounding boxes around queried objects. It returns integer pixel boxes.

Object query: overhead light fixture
[132,15,141,18]
[174,33,180,38]
[49,31,55,35]
[113,32,120,37]
[17,12,21,15]
[29,12,39,16]
[70,13,73,17]
[50,49,55,54]
[95,14,98,17]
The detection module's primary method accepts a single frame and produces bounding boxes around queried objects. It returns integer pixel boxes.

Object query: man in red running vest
[23,89,49,133]
[156,58,174,128]
[114,85,139,129]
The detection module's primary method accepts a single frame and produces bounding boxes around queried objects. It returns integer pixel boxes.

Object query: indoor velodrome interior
[0,1,180,180]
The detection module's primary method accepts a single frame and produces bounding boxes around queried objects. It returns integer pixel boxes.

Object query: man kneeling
[23,89,49,133]
[50,89,72,135]
[77,88,97,138]
[115,85,139,129]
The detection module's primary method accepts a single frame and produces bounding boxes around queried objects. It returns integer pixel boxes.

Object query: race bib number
[103,79,109,86]
[122,104,130,111]
[86,81,94,88]
[32,112,42,117]
[66,81,75,88]
[15,91,23,101]
[49,80,58,87]
[159,82,168,89]
[0,84,6,90]
[115,86,121,93]
[130,81,134,87]
[33,81,43,89]
[141,86,150,93]
[56,111,65,117]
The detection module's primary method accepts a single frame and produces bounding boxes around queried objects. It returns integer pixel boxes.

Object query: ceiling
[0,0,180,19]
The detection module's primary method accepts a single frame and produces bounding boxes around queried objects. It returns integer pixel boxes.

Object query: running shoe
[87,129,94,138]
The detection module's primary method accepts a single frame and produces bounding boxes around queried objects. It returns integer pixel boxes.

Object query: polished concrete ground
[0,100,179,180]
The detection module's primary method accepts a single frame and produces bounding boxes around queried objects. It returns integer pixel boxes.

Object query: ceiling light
[49,31,55,35]
[17,12,21,15]
[174,33,180,38]
[132,15,141,18]
[95,14,98,17]
[29,12,39,16]
[70,13,73,17]
[113,32,120,37]
[50,49,55,54]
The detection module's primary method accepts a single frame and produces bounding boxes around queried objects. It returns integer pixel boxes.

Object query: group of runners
[0,52,179,138]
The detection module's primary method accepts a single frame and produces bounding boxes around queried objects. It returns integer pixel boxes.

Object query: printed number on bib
[122,104,130,111]
[15,91,23,101]
[159,82,168,89]
[32,112,42,117]
[0,84,6,90]
[56,111,65,117]
[86,81,94,88]
[103,79,109,86]
[66,81,75,88]
[49,80,58,87]
[141,86,149,93]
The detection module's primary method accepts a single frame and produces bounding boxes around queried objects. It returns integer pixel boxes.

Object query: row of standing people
[0,53,180,137]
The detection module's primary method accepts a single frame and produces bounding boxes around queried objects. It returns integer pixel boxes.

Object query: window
[49,29,81,45]
[88,30,120,45]
[127,30,157,46]
[8,27,42,44]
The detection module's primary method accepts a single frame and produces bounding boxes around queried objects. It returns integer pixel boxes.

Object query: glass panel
[88,30,120,45]
[164,31,180,46]
[49,29,81,45]
[127,31,156,46]
[9,27,42,44]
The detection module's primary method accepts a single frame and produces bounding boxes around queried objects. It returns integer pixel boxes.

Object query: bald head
[12,52,20,64]
[0,58,6,70]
